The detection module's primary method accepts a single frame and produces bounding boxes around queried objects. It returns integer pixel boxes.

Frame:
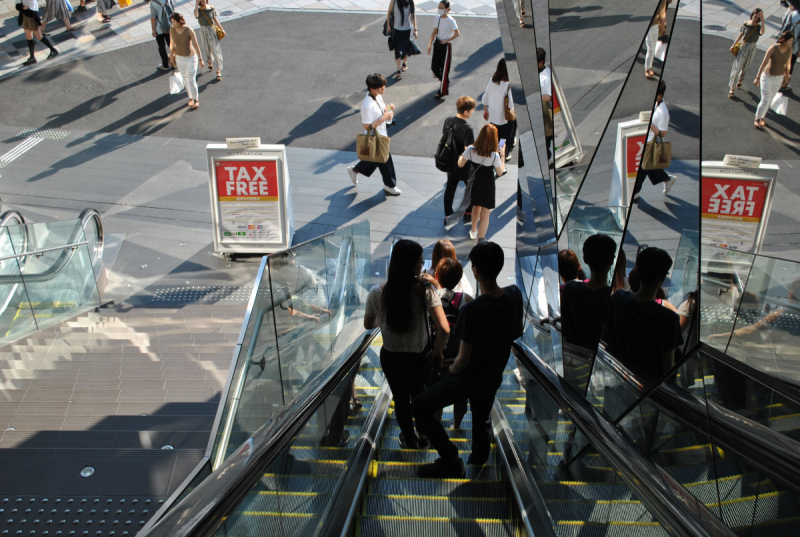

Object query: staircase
[0,302,243,535]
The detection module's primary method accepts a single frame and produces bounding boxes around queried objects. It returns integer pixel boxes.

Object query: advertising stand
[207,143,295,254]
[552,70,585,169]
[701,161,778,254]
[608,117,648,210]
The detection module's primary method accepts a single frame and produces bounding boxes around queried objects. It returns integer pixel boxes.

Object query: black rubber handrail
[511,341,736,537]
[140,328,379,537]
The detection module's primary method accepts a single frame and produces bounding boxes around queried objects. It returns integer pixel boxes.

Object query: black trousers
[444,167,472,216]
[633,167,669,196]
[156,33,171,68]
[380,348,426,442]
[411,373,496,463]
[431,40,452,95]
[493,121,516,156]
[354,153,397,188]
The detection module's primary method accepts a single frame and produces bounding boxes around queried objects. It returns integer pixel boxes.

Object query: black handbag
[420,292,443,386]
[383,13,395,51]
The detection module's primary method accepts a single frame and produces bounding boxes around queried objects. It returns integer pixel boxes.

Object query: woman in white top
[347,74,402,196]
[425,239,474,295]
[458,124,506,241]
[427,1,459,98]
[482,59,515,161]
[632,80,676,200]
[386,0,419,79]
[363,239,449,449]
[18,0,59,66]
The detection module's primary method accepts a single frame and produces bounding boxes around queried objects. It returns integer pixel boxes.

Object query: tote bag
[771,92,788,115]
[169,72,185,95]
[356,126,390,164]
[641,133,671,170]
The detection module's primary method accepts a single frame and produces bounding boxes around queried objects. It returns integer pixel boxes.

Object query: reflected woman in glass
[753,31,794,129]
[645,0,668,79]
[728,9,764,98]
[363,239,450,449]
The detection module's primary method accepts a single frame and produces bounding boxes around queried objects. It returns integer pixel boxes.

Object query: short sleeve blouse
[364,284,442,353]
[361,94,388,137]
[462,146,502,168]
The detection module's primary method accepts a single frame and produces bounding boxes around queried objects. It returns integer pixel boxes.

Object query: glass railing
[210,222,371,469]
[0,218,102,345]
[700,245,800,384]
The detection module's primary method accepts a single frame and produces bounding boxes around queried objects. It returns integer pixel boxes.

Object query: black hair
[435,258,463,291]
[558,249,580,281]
[582,234,617,274]
[366,73,387,91]
[439,0,450,8]
[469,242,504,282]
[382,239,424,333]
[491,58,509,83]
[635,247,673,286]
[657,80,666,98]
[536,47,546,64]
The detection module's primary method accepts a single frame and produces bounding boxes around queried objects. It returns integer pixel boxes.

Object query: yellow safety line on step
[684,474,744,488]
[362,515,512,524]
[658,443,711,454]
[253,491,322,497]
[548,499,641,505]
[236,512,318,518]
[706,490,789,509]
[558,520,661,527]
[375,475,498,484]
[372,494,506,502]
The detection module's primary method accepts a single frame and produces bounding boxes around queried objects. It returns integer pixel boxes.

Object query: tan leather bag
[641,134,672,170]
[504,87,516,122]
[356,126,390,164]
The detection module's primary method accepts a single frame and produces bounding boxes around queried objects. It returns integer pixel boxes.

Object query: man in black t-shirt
[443,96,476,221]
[603,247,683,383]
[412,242,524,478]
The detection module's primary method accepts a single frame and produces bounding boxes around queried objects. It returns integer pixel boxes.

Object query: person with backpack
[151,0,175,71]
[429,257,473,428]
[437,96,475,225]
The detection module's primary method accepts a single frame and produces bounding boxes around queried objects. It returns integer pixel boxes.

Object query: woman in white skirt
[728,9,764,98]
[194,0,224,81]
[42,0,75,31]
[169,12,204,109]
[753,31,794,129]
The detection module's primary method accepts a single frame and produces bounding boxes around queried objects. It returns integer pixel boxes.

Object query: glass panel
[213,354,376,537]
[17,242,101,330]
[0,227,37,344]
[82,216,102,276]
[9,219,84,253]
[585,351,644,422]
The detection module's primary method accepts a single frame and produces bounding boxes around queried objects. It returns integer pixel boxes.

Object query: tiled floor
[0,0,497,79]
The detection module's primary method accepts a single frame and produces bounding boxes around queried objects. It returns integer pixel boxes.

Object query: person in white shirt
[457,124,506,241]
[482,59,515,161]
[427,1,459,99]
[632,80,676,201]
[537,47,554,161]
[347,74,403,196]
[18,0,58,67]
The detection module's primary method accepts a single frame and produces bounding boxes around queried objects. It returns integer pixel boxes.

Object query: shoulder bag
[731,24,757,56]
[356,97,391,163]
[420,289,443,387]
[641,132,672,170]
[504,85,516,122]
[201,9,225,40]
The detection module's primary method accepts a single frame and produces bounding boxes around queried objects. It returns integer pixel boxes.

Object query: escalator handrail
[0,210,29,258]
[140,328,379,537]
[79,208,105,267]
[593,343,800,497]
[511,341,736,537]
[0,240,89,284]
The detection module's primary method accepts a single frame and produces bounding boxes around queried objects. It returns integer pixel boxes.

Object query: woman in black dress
[386,0,420,79]
[457,124,506,241]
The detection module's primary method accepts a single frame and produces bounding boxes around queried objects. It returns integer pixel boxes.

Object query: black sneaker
[47,50,58,60]
[22,57,37,66]
[76,4,87,10]
[418,457,465,478]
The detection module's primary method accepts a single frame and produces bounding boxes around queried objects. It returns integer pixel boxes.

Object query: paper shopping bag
[641,134,672,170]
[771,92,788,115]
[169,72,184,95]
[655,41,667,61]
[118,0,131,8]
[356,127,390,163]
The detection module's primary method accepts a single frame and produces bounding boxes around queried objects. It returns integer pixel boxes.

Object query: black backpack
[435,118,467,173]
[430,291,464,365]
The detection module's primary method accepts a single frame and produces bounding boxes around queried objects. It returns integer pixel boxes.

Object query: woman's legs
[644,25,658,76]
[24,28,57,64]
[755,73,781,125]
[177,55,200,105]
[470,205,482,236]
[477,207,491,239]
[62,17,74,30]
[738,43,757,83]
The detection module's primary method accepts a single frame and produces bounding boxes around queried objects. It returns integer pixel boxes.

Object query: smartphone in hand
[498,139,506,150]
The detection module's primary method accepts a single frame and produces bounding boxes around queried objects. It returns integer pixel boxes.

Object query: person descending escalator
[411,242,523,478]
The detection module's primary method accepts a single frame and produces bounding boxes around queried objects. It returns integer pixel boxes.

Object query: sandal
[193,101,199,110]
[737,79,743,88]
[216,73,221,81]
[101,16,111,22]
[754,120,761,129]
[401,63,408,72]
[208,63,213,71]
[434,92,443,99]
[728,90,735,99]
[395,70,402,79]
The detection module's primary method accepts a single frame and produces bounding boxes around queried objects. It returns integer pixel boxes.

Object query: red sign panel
[701,176,768,222]
[625,134,646,178]
[215,160,279,201]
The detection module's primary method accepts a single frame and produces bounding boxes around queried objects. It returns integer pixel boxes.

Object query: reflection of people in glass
[611,249,630,293]
[728,9,764,99]
[561,234,616,350]
[710,277,800,342]
[753,31,794,129]
[645,0,668,79]
[558,248,585,287]
[633,80,677,201]
[628,266,676,311]
[537,47,553,162]
[603,247,683,383]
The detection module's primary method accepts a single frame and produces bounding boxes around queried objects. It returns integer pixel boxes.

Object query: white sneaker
[347,166,358,186]
[663,175,677,194]
[384,185,402,196]
[469,230,477,240]
[633,192,641,201]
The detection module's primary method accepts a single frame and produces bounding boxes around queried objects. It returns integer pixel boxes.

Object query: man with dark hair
[412,242,524,478]
[633,80,677,201]
[441,96,476,223]
[558,248,582,285]
[603,247,683,383]
[537,47,554,161]
[561,234,617,349]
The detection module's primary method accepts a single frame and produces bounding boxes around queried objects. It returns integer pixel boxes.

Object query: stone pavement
[0,0,496,79]
[702,0,793,52]
[0,124,518,303]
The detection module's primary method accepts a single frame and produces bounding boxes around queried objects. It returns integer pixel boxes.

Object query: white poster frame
[608,118,648,209]
[552,70,585,169]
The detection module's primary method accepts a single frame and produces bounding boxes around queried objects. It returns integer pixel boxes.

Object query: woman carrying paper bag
[633,80,677,202]
[753,31,794,128]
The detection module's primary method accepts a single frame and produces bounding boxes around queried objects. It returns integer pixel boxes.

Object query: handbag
[201,9,225,40]
[771,92,788,115]
[504,86,516,122]
[420,294,442,387]
[169,72,185,94]
[383,12,394,51]
[731,24,757,56]
[118,0,131,7]
[641,133,672,170]
[356,126,390,163]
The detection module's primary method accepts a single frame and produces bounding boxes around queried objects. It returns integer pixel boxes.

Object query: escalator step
[220,512,320,537]
[369,461,501,480]
[537,482,637,502]
[258,474,339,494]
[357,516,517,536]
[384,426,474,440]
[234,490,332,515]
[554,520,666,537]
[546,499,650,524]
[369,478,505,498]
[364,495,512,519]
[743,515,800,536]
[289,446,353,461]
[377,448,471,463]
[718,490,800,528]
